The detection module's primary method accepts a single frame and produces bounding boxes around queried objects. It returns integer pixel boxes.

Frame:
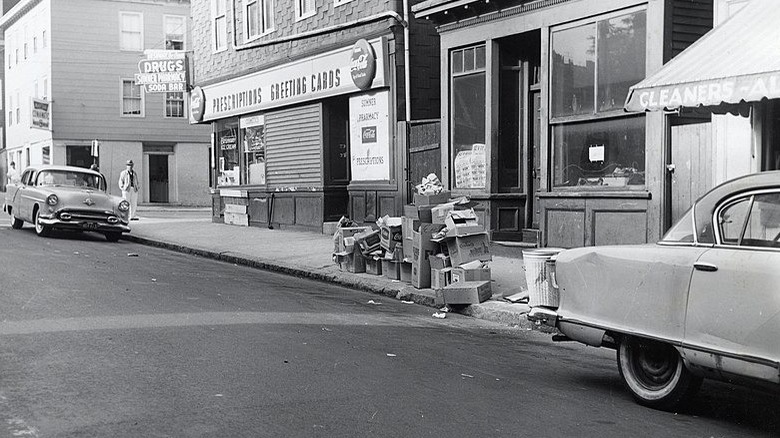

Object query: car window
[719,192,780,248]
[21,171,33,185]
[662,207,695,243]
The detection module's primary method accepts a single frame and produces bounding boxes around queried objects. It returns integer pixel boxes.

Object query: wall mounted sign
[190,86,206,122]
[350,39,377,91]
[349,91,390,181]
[31,98,50,129]
[194,38,387,122]
[135,50,188,93]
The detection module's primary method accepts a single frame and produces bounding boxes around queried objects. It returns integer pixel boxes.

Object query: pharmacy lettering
[350,91,390,181]
[31,98,50,129]
[195,39,386,122]
[135,50,188,93]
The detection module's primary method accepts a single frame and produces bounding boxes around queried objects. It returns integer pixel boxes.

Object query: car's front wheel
[617,336,702,411]
[9,210,23,229]
[34,209,50,237]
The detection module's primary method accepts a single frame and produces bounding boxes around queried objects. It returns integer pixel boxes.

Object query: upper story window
[164,15,186,50]
[245,0,274,39]
[296,0,315,20]
[120,11,144,51]
[165,92,185,118]
[42,30,47,48]
[121,79,144,117]
[212,0,228,52]
[33,36,38,54]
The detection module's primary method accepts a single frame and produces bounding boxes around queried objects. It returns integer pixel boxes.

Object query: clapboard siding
[670,0,713,59]
[265,104,323,188]
[49,0,210,143]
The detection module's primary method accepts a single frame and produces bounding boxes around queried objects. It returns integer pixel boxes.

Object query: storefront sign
[349,91,390,181]
[31,98,50,129]
[350,39,377,91]
[135,50,188,93]
[190,86,206,122]
[454,144,486,189]
[194,39,387,122]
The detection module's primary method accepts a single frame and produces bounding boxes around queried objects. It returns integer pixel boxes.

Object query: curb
[122,234,538,330]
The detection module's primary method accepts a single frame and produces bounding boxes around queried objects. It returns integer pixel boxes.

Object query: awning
[625,0,780,113]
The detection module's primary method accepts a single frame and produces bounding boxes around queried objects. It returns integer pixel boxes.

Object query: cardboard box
[413,191,451,206]
[404,204,434,223]
[382,259,401,280]
[335,250,366,274]
[451,265,491,283]
[400,261,412,283]
[445,209,484,236]
[443,232,492,267]
[333,226,372,253]
[431,267,453,290]
[429,254,450,270]
[402,216,421,261]
[354,229,381,255]
[431,201,469,225]
[365,256,383,275]
[442,280,492,304]
[411,253,431,289]
[379,217,403,252]
[413,223,446,253]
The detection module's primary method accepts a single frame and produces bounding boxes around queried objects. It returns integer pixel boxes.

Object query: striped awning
[624,0,780,113]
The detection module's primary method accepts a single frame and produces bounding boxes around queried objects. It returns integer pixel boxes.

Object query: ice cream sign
[135,50,188,93]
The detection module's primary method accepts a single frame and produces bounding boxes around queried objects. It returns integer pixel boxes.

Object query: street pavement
[125,206,535,330]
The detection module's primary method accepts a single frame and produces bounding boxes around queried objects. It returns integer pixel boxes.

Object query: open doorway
[148,154,170,203]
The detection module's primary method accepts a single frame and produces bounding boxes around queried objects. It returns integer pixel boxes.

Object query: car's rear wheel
[9,210,23,229]
[104,232,121,242]
[617,336,702,411]
[34,209,50,237]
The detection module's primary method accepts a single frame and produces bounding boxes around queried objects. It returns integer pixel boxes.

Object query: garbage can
[522,248,563,307]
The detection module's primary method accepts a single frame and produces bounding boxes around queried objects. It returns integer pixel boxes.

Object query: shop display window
[451,44,487,189]
[551,8,647,188]
[216,118,239,186]
[552,116,645,187]
[241,115,267,185]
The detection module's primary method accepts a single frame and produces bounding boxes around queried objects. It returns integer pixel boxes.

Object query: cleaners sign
[135,50,188,93]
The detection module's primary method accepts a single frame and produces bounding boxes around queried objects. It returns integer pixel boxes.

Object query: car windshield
[36,170,104,190]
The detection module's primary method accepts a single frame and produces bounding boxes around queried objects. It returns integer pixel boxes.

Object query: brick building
[190,0,440,230]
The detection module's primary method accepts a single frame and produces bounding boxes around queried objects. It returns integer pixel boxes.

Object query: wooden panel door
[670,122,713,225]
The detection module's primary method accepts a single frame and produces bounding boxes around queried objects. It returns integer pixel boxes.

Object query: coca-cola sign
[190,86,206,122]
[350,39,377,91]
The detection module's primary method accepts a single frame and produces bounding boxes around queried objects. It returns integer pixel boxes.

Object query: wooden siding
[669,0,713,60]
[265,104,323,188]
[49,0,210,143]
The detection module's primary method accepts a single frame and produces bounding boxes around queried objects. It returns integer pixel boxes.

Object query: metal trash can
[522,248,563,307]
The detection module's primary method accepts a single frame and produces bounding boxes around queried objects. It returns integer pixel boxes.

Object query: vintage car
[3,165,131,241]
[528,171,780,410]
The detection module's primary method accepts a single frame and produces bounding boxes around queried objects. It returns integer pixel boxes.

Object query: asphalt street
[1,223,778,437]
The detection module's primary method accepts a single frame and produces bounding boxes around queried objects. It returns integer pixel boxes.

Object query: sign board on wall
[349,91,390,181]
[193,38,386,123]
[135,50,188,93]
[31,98,50,129]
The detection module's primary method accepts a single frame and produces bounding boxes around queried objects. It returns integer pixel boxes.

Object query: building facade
[413,0,721,246]
[190,0,440,230]
[1,0,211,205]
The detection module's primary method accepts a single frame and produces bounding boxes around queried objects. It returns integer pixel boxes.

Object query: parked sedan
[528,171,780,410]
[3,165,131,241]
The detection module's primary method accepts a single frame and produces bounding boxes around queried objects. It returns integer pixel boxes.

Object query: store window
[216,118,240,186]
[164,15,186,50]
[241,115,267,185]
[551,8,647,188]
[121,79,144,116]
[451,44,487,189]
[246,0,274,39]
[120,11,143,51]
[296,0,315,20]
[165,92,185,118]
[212,0,228,52]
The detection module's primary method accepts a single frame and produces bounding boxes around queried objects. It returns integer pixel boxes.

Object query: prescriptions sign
[135,50,188,93]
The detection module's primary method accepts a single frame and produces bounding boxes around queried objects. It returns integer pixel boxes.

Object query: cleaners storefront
[192,38,396,230]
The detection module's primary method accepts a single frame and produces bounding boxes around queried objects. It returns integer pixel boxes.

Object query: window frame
[295,0,316,21]
[164,91,186,118]
[120,78,145,118]
[211,0,228,53]
[163,14,186,50]
[245,0,275,41]
[715,189,780,250]
[119,11,144,52]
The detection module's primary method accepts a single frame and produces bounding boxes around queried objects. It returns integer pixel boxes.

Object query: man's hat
[126,160,134,165]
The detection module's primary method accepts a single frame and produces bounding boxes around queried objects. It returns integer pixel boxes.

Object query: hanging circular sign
[190,86,206,122]
[350,39,377,91]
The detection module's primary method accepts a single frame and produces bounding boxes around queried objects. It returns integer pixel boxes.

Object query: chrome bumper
[527,307,559,329]
[38,215,130,233]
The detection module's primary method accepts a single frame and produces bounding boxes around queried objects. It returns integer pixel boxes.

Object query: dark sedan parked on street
[529,171,780,410]
[3,165,131,241]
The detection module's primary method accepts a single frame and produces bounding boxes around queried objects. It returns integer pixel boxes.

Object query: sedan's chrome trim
[527,307,559,328]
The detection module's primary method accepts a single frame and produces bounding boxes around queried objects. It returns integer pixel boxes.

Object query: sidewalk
[123,206,535,329]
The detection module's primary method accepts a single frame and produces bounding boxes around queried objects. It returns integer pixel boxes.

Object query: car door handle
[694,262,718,272]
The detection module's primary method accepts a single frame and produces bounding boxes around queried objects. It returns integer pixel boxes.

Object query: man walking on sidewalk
[118,159,140,220]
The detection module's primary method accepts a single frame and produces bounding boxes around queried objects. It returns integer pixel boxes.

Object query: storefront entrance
[148,154,170,203]
[323,97,350,221]
[668,116,714,226]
